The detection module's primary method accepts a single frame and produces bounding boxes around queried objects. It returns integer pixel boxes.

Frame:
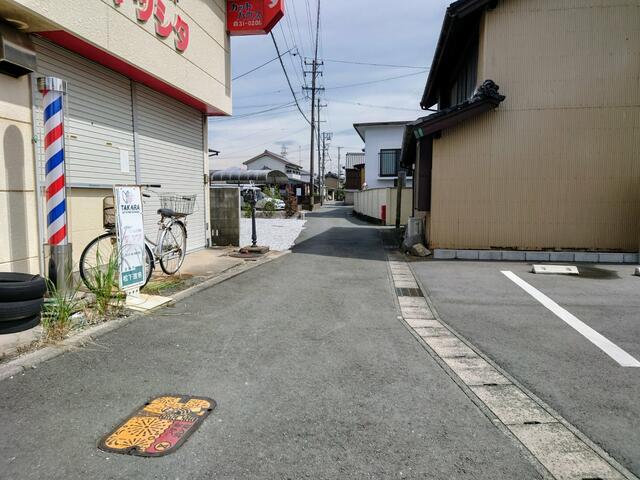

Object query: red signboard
[227,0,285,36]
[113,0,190,51]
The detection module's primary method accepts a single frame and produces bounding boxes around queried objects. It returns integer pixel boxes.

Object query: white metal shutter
[33,38,136,186]
[134,84,206,252]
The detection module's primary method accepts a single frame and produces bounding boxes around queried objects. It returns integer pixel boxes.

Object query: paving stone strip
[387,255,637,480]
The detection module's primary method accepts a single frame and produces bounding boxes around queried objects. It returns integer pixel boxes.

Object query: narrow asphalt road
[0,206,540,479]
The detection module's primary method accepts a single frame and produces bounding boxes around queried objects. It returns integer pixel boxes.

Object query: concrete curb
[0,250,290,383]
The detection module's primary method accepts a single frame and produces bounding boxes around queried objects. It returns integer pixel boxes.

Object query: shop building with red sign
[0,0,233,273]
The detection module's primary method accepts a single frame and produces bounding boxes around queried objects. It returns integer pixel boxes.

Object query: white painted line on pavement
[501,271,640,368]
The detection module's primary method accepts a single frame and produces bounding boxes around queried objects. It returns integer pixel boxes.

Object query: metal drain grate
[396,288,423,297]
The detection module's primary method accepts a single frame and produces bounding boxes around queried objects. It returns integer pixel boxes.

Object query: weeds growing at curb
[83,249,125,316]
[42,277,81,341]
[142,275,187,295]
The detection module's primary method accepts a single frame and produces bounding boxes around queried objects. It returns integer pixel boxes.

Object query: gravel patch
[240,218,306,251]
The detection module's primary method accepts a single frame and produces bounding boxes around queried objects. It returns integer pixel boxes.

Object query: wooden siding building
[401,0,639,252]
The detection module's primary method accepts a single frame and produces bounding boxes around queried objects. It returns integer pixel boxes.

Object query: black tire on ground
[0,273,46,302]
[0,314,41,335]
[0,298,44,322]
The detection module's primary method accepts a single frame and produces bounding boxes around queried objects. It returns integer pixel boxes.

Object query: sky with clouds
[208,0,451,174]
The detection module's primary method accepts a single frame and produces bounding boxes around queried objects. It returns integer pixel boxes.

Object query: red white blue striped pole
[37,77,68,246]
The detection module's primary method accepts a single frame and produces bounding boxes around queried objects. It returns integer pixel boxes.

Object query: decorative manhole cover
[98,395,215,457]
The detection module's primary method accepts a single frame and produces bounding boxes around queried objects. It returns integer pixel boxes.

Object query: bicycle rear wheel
[80,233,154,290]
[159,221,187,275]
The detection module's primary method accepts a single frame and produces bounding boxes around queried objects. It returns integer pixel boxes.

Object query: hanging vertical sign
[227,0,285,36]
[114,186,146,291]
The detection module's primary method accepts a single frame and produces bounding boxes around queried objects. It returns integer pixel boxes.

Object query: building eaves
[421,0,498,109]
[402,80,505,167]
[353,121,411,142]
[243,149,290,166]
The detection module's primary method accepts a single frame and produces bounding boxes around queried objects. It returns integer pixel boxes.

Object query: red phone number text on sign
[113,0,190,52]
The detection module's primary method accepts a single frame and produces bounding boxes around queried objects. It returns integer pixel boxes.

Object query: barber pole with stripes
[37,77,68,246]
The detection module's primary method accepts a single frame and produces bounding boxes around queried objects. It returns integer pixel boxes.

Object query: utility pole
[317,98,321,201]
[321,131,332,205]
[302,0,322,202]
[337,146,342,191]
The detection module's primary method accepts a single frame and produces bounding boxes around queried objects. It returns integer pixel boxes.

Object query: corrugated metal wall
[135,84,206,252]
[429,0,640,251]
[33,38,136,186]
[33,39,207,254]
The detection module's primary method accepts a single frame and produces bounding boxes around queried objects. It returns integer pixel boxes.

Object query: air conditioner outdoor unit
[0,21,36,78]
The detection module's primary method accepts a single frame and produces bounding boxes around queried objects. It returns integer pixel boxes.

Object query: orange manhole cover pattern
[98,395,215,457]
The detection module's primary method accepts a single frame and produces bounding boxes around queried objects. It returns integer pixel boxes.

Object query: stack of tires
[0,273,45,335]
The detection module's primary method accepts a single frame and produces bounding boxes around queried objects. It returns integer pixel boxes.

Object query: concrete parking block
[443,357,511,386]
[434,249,456,259]
[471,385,555,425]
[574,252,599,263]
[508,423,627,480]
[502,251,526,261]
[456,250,479,260]
[405,319,442,329]
[478,250,503,261]
[598,253,624,264]
[423,336,478,358]
[525,252,550,262]
[549,252,575,262]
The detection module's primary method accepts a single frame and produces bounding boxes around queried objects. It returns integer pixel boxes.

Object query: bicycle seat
[157,208,177,217]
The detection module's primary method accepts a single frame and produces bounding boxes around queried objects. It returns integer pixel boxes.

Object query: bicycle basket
[159,193,197,216]
[103,196,115,228]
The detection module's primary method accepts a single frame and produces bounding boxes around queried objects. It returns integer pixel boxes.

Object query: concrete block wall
[433,250,639,264]
[210,187,240,246]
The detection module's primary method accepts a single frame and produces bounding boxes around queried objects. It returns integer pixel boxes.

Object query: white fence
[354,188,413,225]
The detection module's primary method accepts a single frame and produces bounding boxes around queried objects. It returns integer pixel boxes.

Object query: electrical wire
[325,98,423,111]
[232,47,293,80]
[326,70,429,90]
[325,59,428,69]
[217,102,297,121]
[270,31,312,125]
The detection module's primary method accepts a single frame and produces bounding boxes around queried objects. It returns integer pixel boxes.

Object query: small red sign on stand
[227,0,285,36]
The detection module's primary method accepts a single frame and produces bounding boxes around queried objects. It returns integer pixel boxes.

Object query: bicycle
[79,184,197,290]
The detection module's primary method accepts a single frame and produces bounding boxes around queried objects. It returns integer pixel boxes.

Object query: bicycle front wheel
[80,233,154,290]
[159,221,187,275]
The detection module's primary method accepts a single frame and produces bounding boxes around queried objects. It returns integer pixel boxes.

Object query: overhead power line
[325,59,428,69]
[326,70,429,90]
[219,102,297,121]
[232,47,294,80]
[270,31,311,126]
[326,98,423,111]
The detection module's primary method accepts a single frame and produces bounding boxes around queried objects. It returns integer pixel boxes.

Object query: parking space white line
[501,271,640,368]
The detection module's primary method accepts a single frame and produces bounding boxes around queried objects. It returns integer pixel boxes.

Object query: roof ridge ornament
[472,80,506,102]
